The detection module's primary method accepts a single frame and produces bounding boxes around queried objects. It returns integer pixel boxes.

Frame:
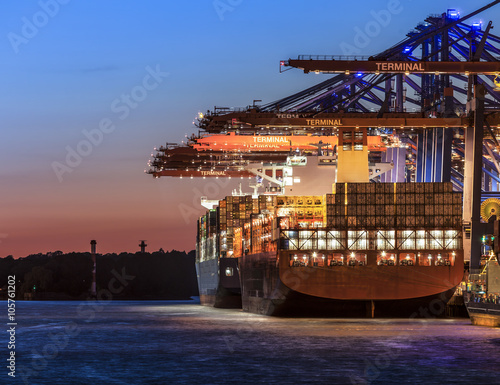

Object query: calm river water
[2,300,500,384]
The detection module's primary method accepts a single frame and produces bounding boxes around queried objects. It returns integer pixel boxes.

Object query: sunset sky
[2,0,499,257]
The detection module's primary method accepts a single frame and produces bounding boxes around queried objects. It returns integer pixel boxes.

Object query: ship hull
[239,250,463,317]
[466,302,500,327]
[243,283,457,317]
[196,257,242,309]
[196,249,464,317]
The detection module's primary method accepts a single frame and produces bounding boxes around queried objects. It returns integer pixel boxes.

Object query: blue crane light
[447,9,460,20]
[403,46,412,54]
[472,21,482,31]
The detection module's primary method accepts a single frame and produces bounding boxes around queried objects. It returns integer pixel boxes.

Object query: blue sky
[1,0,499,256]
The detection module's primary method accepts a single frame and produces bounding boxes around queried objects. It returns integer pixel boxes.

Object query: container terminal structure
[147,2,500,317]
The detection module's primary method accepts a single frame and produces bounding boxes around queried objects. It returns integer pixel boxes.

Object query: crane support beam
[202,111,500,132]
[150,170,254,178]
[284,59,500,75]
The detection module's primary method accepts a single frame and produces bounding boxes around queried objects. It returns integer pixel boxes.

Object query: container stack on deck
[323,182,461,230]
[219,195,276,256]
[276,196,324,228]
[199,182,463,260]
[196,210,218,262]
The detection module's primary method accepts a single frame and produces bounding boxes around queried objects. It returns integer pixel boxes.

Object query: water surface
[3,300,500,384]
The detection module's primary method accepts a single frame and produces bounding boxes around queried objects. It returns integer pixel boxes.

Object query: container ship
[194,128,464,317]
[197,185,463,317]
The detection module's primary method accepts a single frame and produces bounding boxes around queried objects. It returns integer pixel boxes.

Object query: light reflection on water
[7,300,500,385]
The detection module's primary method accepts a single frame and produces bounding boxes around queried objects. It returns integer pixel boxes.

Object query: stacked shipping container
[197,210,218,262]
[219,195,276,255]
[325,182,461,230]
[276,195,324,227]
[197,182,463,260]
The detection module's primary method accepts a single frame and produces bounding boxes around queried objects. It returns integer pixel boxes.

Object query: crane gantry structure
[148,1,500,268]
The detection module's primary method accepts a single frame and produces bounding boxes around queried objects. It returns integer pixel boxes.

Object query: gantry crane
[148,1,500,269]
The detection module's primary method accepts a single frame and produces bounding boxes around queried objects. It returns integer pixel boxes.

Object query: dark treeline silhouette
[0,250,198,300]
